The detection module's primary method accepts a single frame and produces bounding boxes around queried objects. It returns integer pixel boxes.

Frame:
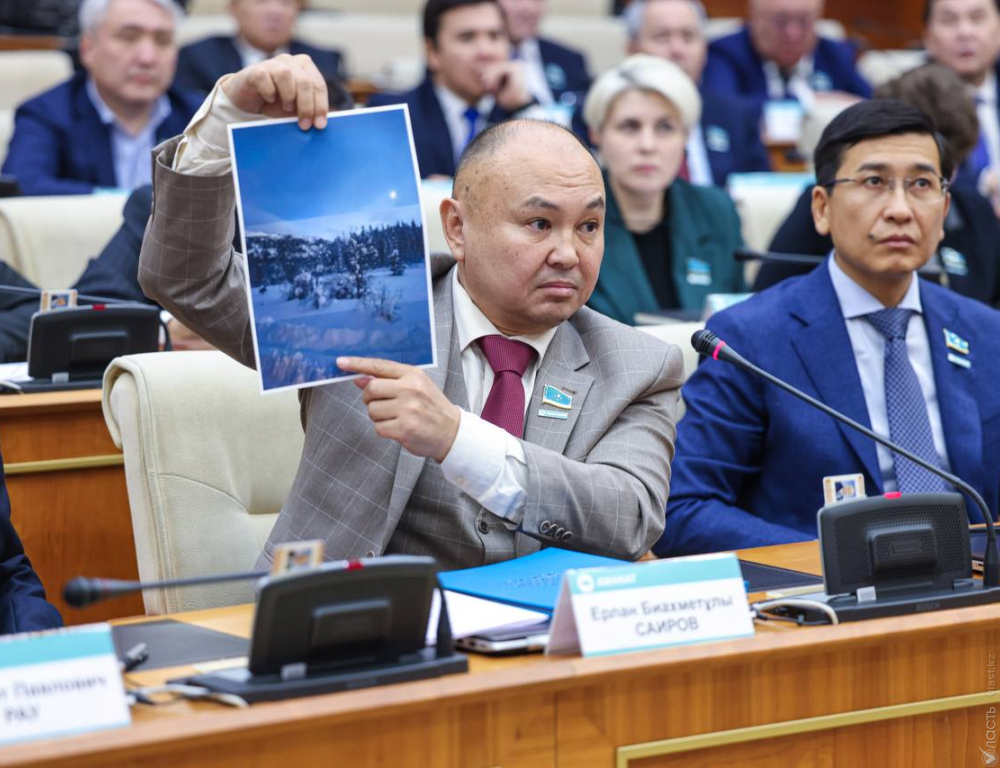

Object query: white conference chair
[0,193,128,288]
[103,351,305,614]
[636,321,704,420]
[0,51,73,110]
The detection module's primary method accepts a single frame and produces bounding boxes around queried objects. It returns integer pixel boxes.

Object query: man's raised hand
[222,53,330,131]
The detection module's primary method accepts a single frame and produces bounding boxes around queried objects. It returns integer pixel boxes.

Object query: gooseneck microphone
[64,571,269,608]
[691,328,1000,589]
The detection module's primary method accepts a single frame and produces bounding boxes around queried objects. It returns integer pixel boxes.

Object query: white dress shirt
[440,269,558,523]
[433,84,495,166]
[233,37,290,69]
[515,38,555,106]
[86,78,171,190]
[974,70,1000,184]
[685,124,714,187]
[172,81,545,522]
[828,256,952,492]
[763,57,816,110]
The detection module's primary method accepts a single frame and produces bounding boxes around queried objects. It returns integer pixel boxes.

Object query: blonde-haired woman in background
[584,54,745,324]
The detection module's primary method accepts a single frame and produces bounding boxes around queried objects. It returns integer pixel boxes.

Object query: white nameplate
[0,624,130,746]
[547,552,754,657]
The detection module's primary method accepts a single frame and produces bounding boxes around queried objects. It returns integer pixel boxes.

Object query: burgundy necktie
[677,153,691,182]
[477,335,537,438]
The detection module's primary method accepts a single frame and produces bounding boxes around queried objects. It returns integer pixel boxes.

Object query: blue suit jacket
[656,261,1000,556]
[1,72,200,196]
[703,28,871,109]
[700,90,771,187]
[368,77,514,178]
[0,448,62,635]
[174,36,344,97]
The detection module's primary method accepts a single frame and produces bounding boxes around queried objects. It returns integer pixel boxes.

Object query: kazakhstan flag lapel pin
[539,385,573,420]
[944,329,971,368]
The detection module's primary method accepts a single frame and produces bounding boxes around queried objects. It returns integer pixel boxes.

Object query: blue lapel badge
[704,125,730,153]
[947,353,971,369]
[542,385,573,410]
[940,247,969,276]
[943,329,970,355]
[545,62,567,91]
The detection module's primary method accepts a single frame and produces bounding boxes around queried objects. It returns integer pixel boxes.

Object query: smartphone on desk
[454,621,550,656]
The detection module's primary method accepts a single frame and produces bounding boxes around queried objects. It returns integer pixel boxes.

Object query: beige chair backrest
[0,193,128,288]
[176,13,237,46]
[103,351,305,614]
[727,175,810,255]
[297,13,421,82]
[0,51,73,110]
[857,49,928,89]
[0,109,14,169]
[185,0,230,14]
[636,320,703,419]
[539,16,626,76]
[421,179,450,253]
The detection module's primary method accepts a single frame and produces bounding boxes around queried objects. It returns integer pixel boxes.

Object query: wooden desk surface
[1,390,141,623]
[3,541,997,768]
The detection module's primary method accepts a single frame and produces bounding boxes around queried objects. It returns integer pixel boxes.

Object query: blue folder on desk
[438,548,627,614]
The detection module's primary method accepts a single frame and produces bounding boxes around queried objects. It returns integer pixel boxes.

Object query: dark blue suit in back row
[700,91,771,187]
[1,451,62,635]
[656,261,1000,556]
[174,36,345,97]
[368,77,518,178]
[1,72,200,196]
[702,27,871,109]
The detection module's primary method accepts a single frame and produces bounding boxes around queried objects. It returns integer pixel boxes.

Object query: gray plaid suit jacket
[139,137,685,567]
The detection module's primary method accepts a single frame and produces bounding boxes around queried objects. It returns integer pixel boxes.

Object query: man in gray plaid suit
[138,55,684,569]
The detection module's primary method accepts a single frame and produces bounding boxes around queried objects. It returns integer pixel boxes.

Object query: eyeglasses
[824,174,951,204]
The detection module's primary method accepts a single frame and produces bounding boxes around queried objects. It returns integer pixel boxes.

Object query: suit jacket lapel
[385,267,458,528]
[516,321,592,556]
[922,289,983,517]
[74,82,116,188]
[417,78,458,177]
[788,265,883,490]
[522,320,593,455]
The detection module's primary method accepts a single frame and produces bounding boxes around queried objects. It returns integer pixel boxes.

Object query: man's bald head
[440,119,606,336]
[452,119,600,208]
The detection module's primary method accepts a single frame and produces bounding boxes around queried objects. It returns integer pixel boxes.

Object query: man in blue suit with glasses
[657,99,1000,556]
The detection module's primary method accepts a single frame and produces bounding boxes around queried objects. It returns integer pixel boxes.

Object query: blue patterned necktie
[865,308,947,493]
[969,97,992,180]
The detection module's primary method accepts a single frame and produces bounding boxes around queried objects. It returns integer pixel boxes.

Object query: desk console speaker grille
[819,493,970,597]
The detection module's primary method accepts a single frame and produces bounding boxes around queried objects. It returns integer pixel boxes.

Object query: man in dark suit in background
[174,0,344,97]
[368,0,545,179]
[497,0,591,117]
[624,0,771,187]
[923,0,1000,196]
[755,63,1000,308]
[702,0,871,110]
[1,456,62,635]
[1,0,200,196]
[657,100,1000,556]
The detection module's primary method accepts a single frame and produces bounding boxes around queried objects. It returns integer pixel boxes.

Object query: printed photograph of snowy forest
[230,106,435,391]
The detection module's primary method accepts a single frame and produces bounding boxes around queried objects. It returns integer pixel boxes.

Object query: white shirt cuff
[440,410,528,524]
[173,75,262,176]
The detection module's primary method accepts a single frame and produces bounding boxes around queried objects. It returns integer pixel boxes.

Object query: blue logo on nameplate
[542,385,573,409]
[538,408,569,420]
